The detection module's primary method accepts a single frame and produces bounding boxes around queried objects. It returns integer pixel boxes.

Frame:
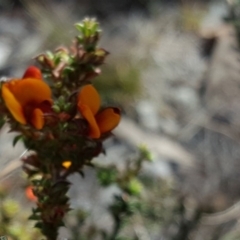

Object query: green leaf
[34,222,43,229]
[12,135,23,147]
[32,207,41,213]
[29,214,40,220]
[31,179,41,186]
[78,170,85,178]
[52,104,61,113]
[0,116,5,129]
[75,23,84,33]
[58,220,65,227]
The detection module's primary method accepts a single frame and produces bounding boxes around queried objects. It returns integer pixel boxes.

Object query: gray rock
[0,38,12,69]
[135,100,160,131]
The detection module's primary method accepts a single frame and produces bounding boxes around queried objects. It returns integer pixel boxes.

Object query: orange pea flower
[62,160,72,168]
[25,186,37,202]
[1,66,52,129]
[78,85,121,138]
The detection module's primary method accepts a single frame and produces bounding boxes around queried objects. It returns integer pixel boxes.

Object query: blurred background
[2,0,240,239]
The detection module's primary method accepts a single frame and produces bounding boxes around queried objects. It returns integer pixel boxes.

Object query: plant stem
[109,216,122,240]
[42,224,58,240]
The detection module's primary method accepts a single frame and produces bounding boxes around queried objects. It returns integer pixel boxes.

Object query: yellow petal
[96,108,121,134]
[78,85,100,115]
[78,103,100,138]
[31,108,44,130]
[6,78,52,106]
[62,161,72,168]
[2,84,26,124]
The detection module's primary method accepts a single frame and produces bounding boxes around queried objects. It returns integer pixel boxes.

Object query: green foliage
[97,167,118,186]
[226,0,240,47]
[95,60,141,106]
[0,18,121,240]
[64,152,179,240]
[0,186,41,240]
[125,178,143,196]
[138,145,153,162]
[179,3,205,32]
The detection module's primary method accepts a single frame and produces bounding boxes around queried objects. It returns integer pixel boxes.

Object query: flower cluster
[78,84,120,138]
[0,18,121,239]
[2,66,120,137]
[2,66,52,130]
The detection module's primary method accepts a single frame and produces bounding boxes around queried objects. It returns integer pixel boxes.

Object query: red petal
[22,66,42,79]
[96,107,121,134]
[25,186,37,202]
[78,103,101,138]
